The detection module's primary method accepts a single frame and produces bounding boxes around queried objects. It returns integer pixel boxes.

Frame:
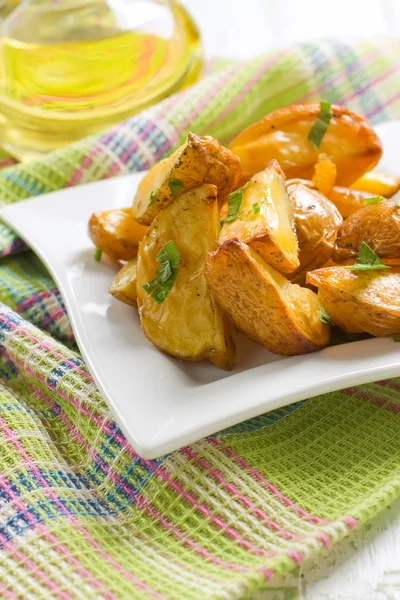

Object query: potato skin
[307,266,400,336]
[287,178,376,219]
[109,258,138,306]
[287,181,342,284]
[229,103,382,186]
[133,132,241,225]
[206,240,330,356]
[328,186,376,218]
[88,208,147,261]
[219,160,299,274]
[136,184,235,370]
[332,200,400,263]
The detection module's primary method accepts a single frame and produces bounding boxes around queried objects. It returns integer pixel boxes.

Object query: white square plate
[1,121,399,459]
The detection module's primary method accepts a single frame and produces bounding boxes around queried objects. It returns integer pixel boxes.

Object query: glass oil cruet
[0,0,202,160]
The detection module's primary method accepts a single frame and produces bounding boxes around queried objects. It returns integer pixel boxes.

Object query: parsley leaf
[308,101,333,150]
[156,241,181,266]
[142,241,181,304]
[348,241,391,272]
[364,196,384,206]
[252,202,260,214]
[222,185,247,223]
[94,248,102,262]
[149,190,157,204]
[319,307,335,326]
[168,178,185,196]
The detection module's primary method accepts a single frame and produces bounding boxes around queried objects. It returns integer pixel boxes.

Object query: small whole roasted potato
[133,132,241,225]
[307,266,400,336]
[286,180,343,284]
[206,240,330,356]
[109,258,138,306]
[332,199,400,263]
[229,103,382,185]
[88,208,147,261]
[350,171,400,198]
[136,184,235,369]
[219,160,299,274]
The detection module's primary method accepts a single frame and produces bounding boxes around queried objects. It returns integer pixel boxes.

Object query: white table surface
[180,1,400,598]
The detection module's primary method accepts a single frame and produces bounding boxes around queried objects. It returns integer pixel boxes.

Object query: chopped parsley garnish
[149,190,157,204]
[364,196,383,205]
[252,202,260,214]
[319,307,335,326]
[308,101,333,150]
[143,240,181,304]
[94,248,102,262]
[348,241,390,272]
[222,184,248,223]
[168,178,185,196]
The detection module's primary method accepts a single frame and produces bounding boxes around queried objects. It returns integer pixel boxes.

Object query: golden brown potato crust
[287,181,342,284]
[327,186,377,218]
[136,184,235,369]
[88,208,147,261]
[206,240,330,356]
[133,132,241,225]
[332,200,400,263]
[307,266,400,336]
[229,103,382,186]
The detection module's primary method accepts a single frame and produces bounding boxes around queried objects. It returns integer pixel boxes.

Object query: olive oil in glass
[0,0,202,159]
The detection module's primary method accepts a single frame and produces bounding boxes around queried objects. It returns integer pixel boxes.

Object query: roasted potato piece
[218,160,299,274]
[206,240,330,355]
[350,172,400,198]
[133,133,241,225]
[332,200,400,263]
[287,181,342,284]
[109,258,138,306]
[287,178,381,219]
[136,184,235,369]
[229,103,382,186]
[88,208,147,261]
[328,186,377,218]
[307,266,400,336]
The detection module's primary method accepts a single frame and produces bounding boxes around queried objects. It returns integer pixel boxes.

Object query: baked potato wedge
[332,199,400,263]
[218,160,299,274]
[88,208,147,261]
[206,240,330,355]
[350,172,400,198]
[328,185,378,218]
[229,103,382,185]
[133,132,241,225]
[136,184,235,369]
[109,258,138,306]
[287,181,343,284]
[307,266,400,336]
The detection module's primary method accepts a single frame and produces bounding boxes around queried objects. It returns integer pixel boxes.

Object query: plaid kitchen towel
[0,39,399,599]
